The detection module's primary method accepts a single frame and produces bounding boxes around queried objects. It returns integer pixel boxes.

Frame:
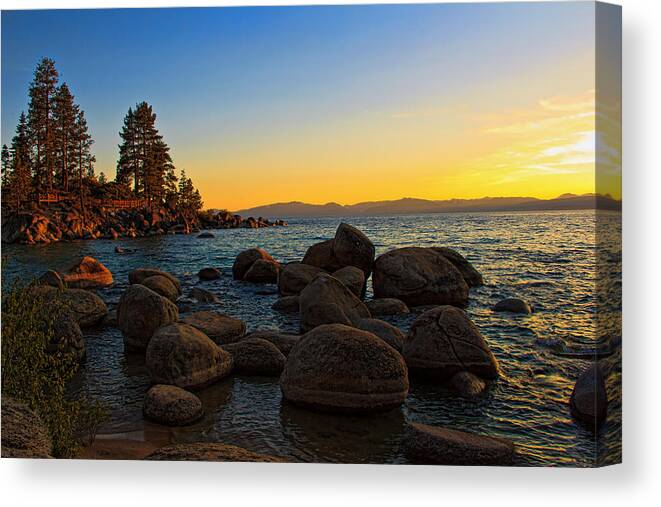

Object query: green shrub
[1,278,107,457]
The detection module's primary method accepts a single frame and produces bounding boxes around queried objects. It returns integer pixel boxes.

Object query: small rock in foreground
[492,298,532,314]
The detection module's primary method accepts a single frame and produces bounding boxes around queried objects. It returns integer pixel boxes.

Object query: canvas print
[1,2,621,467]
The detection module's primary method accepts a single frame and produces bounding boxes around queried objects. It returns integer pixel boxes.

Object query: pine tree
[176,169,203,218]
[1,144,10,190]
[27,57,58,192]
[98,172,107,185]
[73,110,94,213]
[52,83,78,192]
[3,114,35,210]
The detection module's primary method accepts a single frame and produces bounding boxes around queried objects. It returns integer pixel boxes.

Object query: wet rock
[34,285,108,328]
[189,287,219,304]
[222,337,286,376]
[145,442,288,462]
[272,295,300,313]
[198,267,221,281]
[403,422,515,465]
[449,371,487,398]
[570,363,608,432]
[182,311,246,345]
[331,266,365,298]
[492,298,532,314]
[244,258,280,283]
[114,246,135,254]
[232,248,278,281]
[61,256,113,289]
[278,262,325,296]
[146,323,233,389]
[117,284,179,351]
[333,223,375,280]
[302,239,342,272]
[142,274,180,302]
[280,323,409,413]
[242,330,301,356]
[1,397,53,458]
[431,247,484,287]
[365,298,410,316]
[129,268,181,296]
[373,247,469,307]
[299,273,370,333]
[403,306,499,381]
[355,318,406,352]
[197,232,215,238]
[39,269,65,289]
[143,385,204,426]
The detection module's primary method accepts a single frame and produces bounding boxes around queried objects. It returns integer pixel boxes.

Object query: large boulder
[299,273,371,333]
[332,223,375,280]
[117,284,179,351]
[365,298,410,316]
[373,247,469,307]
[403,306,499,381]
[142,275,179,302]
[60,256,113,289]
[280,323,409,413]
[146,323,233,389]
[143,384,204,426]
[39,269,65,289]
[244,259,280,283]
[1,397,53,458]
[278,262,325,296]
[34,285,108,328]
[331,266,365,298]
[301,239,342,272]
[492,298,532,314]
[570,363,608,432]
[242,330,300,356]
[430,247,484,287]
[355,318,406,352]
[222,338,286,376]
[182,311,246,345]
[272,295,300,313]
[403,422,515,465]
[129,268,181,296]
[145,442,288,462]
[232,248,279,281]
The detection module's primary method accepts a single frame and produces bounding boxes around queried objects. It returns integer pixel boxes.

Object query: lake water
[1,210,622,466]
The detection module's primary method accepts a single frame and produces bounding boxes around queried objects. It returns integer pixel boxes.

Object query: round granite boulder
[118,284,179,351]
[142,274,179,302]
[373,247,469,307]
[242,330,301,356]
[143,384,204,426]
[332,223,375,280]
[189,287,219,303]
[301,239,342,272]
[232,248,278,281]
[244,258,280,283]
[430,247,484,287]
[280,323,409,413]
[331,266,365,298]
[569,363,608,432]
[403,305,499,381]
[146,323,233,389]
[492,298,532,314]
[222,337,286,376]
[182,311,246,345]
[272,295,300,313]
[365,298,410,316]
[355,318,406,352]
[198,267,222,281]
[61,256,113,289]
[299,273,371,333]
[129,268,181,296]
[278,262,326,296]
[34,285,108,328]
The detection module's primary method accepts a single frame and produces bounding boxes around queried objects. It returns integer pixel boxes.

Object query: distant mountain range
[232,193,621,218]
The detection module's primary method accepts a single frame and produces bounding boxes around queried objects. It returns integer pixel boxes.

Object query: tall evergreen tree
[177,169,203,218]
[52,83,79,192]
[27,57,58,192]
[73,110,94,212]
[1,144,10,190]
[3,113,35,209]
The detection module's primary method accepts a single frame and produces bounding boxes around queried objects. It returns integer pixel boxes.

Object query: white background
[1,0,658,505]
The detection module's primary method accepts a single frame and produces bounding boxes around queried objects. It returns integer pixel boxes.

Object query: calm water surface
[2,210,622,466]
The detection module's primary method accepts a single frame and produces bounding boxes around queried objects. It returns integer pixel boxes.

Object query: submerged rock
[403,306,499,381]
[355,318,406,352]
[222,337,286,376]
[189,287,219,303]
[117,284,179,351]
[197,231,215,238]
[403,422,515,465]
[143,385,204,426]
[61,256,113,289]
[182,311,246,345]
[492,298,532,314]
[299,273,371,332]
[146,323,233,389]
[280,323,409,413]
[449,371,487,398]
[145,442,288,462]
[365,297,410,316]
[198,267,221,281]
[373,247,469,307]
[1,397,53,458]
[570,363,608,432]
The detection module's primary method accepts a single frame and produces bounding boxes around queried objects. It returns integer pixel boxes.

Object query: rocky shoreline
[2,222,616,464]
[1,204,287,245]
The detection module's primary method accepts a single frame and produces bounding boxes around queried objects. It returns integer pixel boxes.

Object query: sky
[1,2,621,210]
